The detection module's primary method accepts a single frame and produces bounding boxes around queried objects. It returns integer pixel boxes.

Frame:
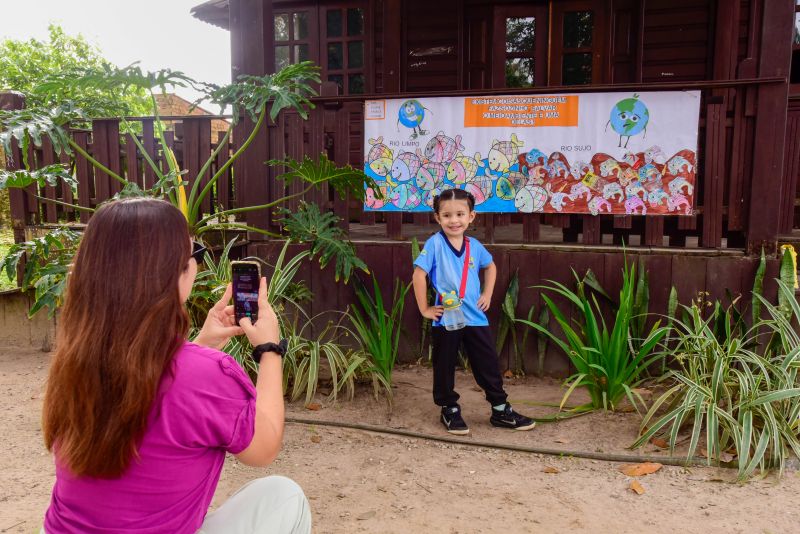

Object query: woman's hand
[194,284,244,350]
[422,305,444,321]
[239,277,281,347]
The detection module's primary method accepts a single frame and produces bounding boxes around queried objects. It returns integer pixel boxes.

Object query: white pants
[199,476,312,534]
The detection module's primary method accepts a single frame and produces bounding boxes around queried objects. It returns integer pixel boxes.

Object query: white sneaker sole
[514,422,536,431]
[446,428,470,435]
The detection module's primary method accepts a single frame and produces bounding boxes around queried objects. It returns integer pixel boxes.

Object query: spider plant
[282,313,371,406]
[633,288,800,480]
[519,261,668,412]
[348,274,410,398]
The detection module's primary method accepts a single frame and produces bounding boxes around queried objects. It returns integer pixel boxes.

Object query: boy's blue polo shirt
[413,231,493,327]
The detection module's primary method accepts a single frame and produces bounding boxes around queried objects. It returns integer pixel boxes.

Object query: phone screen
[232,262,260,325]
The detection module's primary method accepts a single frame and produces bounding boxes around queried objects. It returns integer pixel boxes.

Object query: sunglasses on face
[191,241,207,264]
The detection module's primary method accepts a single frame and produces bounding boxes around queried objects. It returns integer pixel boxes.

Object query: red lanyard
[459,238,470,299]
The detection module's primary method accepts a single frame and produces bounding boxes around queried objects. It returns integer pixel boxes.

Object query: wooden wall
[249,240,779,373]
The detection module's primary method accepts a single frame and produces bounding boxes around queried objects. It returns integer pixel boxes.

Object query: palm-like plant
[348,275,410,401]
[519,262,668,411]
[0,62,378,313]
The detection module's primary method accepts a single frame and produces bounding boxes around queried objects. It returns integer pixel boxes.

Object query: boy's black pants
[431,326,508,407]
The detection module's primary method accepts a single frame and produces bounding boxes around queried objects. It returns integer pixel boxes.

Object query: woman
[41,198,310,533]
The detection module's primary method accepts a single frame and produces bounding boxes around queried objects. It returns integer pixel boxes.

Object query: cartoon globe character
[397,99,429,139]
[606,94,649,148]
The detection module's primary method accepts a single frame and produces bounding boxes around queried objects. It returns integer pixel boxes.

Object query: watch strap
[252,339,287,363]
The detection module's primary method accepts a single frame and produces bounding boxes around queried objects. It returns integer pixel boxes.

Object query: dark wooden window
[492,4,548,88]
[322,5,368,94]
[273,10,317,70]
[549,0,607,85]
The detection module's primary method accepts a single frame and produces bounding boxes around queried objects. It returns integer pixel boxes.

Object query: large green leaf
[279,201,367,283]
[0,103,84,166]
[269,153,380,204]
[0,164,77,191]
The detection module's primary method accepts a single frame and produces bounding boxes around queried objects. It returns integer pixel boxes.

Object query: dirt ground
[2,348,800,534]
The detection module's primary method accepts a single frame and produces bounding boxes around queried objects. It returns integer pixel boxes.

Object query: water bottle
[441,305,466,331]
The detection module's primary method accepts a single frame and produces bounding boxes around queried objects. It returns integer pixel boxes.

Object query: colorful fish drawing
[422,131,464,163]
[487,134,524,173]
[389,184,422,210]
[366,136,393,177]
[446,153,480,185]
[390,152,421,184]
[415,161,447,190]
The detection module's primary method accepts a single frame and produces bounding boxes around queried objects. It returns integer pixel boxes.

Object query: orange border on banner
[463,95,579,128]
[364,100,386,120]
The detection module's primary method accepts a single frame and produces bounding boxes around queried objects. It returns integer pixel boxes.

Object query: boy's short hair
[433,188,476,213]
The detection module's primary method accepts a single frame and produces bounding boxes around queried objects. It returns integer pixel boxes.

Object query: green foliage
[279,201,368,283]
[1,60,369,317]
[188,238,373,405]
[283,315,369,406]
[270,152,380,203]
[633,288,800,480]
[496,269,535,375]
[348,275,410,398]
[519,262,668,411]
[0,227,80,316]
[0,24,150,117]
[0,103,84,167]
[205,62,321,123]
[0,164,76,190]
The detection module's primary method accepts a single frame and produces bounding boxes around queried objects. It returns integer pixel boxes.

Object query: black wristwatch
[252,339,288,363]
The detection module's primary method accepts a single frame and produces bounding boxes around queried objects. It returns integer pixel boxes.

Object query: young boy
[412,188,535,435]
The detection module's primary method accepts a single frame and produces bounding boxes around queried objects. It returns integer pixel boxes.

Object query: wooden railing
[2,77,794,253]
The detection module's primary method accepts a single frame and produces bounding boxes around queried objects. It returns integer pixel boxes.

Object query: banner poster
[362,91,700,215]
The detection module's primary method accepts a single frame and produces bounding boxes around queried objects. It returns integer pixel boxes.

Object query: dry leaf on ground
[543,466,559,474]
[306,402,322,411]
[650,437,669,448]
[310,435,321,443]
[503,370,514,379]
[699,448,735,463]
[619,462,663,477]
[629,480,646,495]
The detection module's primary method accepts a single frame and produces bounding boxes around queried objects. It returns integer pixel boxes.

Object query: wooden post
[230,0,273,239]
[746,1,794,255]
[0,92,28,247]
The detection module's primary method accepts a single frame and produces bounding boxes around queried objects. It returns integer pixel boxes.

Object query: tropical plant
[0,227,80,316]
[632,286,800,480]
[0,61,378,314]
[496,269,535,375]
[283,314,371,406]
[188,238,378,404]
[348,274,410,399]
[519,261,669,411]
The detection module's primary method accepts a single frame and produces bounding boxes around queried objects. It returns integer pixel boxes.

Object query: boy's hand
[477,292,492,311]
[422,305,444,320]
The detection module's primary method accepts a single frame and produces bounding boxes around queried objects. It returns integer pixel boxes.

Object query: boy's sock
[492,403,506,411]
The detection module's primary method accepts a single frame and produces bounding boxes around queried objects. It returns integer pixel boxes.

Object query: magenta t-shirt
[44,341,257,534]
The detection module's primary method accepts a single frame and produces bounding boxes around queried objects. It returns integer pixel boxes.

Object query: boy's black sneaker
[490,404,536,431]
[441,405,470,435]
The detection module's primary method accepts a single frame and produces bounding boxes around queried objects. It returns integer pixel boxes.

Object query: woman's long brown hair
[42,198,191,478]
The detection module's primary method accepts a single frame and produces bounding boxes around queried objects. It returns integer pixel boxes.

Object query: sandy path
[2,349,799,533]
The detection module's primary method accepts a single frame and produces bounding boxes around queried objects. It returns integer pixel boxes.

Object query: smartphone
[231,261,261,325]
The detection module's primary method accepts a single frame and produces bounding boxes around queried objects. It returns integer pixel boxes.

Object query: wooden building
[188,0,799,371]
[4,1,799,372]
